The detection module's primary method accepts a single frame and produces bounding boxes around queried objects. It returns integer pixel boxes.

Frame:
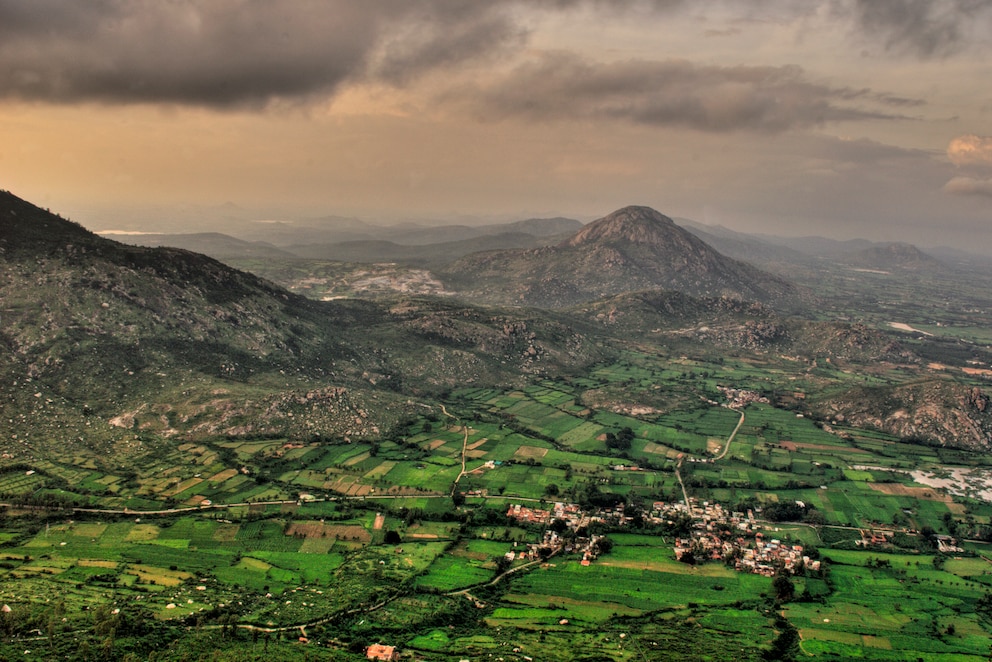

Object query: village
[505,497,821,577]
[667,499,821,576]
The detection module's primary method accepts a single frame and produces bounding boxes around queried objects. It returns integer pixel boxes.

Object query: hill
[842,242,944,271]
[675,217,819,275]
[810,380,992,450]
[287,231,560,266]
[202,214,583,248]
[106,231,296,260]
[383,216,582,246]
[0,191,608,465]
[441,206,801,309]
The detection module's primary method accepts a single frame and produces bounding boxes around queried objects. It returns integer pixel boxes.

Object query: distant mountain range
[110,202,976,281]
[107,232,297,259]
[674,218,951,271]
[9,189,992,457]
[115,203,959,311]
[109,216,583,267]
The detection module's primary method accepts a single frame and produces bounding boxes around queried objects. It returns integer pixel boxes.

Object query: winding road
[673,405,746,511]
[714,407,746,461]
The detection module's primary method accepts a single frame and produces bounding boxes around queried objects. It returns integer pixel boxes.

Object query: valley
[4,192,992,660]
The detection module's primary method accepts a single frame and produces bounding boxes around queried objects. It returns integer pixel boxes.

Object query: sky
[1,0,992,250]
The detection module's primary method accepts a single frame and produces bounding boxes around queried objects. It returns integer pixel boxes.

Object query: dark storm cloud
[842,0,992,57]
[0,0,522,108]
[1,0,981,112]
[0,0,689,108]
[0,0,373,107]
[372,10,526,86]
[442,53,920,132]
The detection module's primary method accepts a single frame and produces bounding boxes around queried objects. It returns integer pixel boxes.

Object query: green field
[5,346,992,660]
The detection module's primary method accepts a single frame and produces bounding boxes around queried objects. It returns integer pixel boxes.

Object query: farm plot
[512,560,770,614]
[524,384,578,407]
[248,550,346,582]
[787,556,992,660]
[0,471,47,495]
[414,555,493,591]
[494,592,641,628]
[286,520,370,544]
[556,421,606,447]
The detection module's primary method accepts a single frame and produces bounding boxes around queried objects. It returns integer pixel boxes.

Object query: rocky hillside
[811,380,992,450]
[440,206,802,309]
[573,290,913,365]
[0,191,608,463]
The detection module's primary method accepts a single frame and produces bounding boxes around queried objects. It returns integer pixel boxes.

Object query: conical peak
[564,205,681,247]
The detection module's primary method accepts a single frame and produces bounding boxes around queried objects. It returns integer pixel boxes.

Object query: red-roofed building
[366,644,399,661]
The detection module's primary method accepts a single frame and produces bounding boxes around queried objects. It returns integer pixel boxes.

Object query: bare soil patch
[780,441,867,454]
[287,522,370,542]
[642,442,679,457]
[867,482,952,502]
[207,468,239,483]
[513,446,548,460]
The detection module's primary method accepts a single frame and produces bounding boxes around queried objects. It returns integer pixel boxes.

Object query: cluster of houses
[505,504,605,566]
[717,386,769,408]
[674,531,820,576]
[856,528,963,553]
[506,502,589,527]
[507,497,821,578]
[661,498,820,576]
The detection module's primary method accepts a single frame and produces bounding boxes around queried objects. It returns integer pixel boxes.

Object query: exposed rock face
[563,206,692,248]
[441,205,802,309]
[812,381,992,450]
[969,387,989,413]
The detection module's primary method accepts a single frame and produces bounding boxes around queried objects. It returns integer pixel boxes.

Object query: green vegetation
[6,192,992,659]
[6,349,992,660]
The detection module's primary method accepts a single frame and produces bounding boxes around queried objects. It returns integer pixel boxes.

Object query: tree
[494,555,512,574]
[772,575,795,602]
[604,429,633,451]
[544,483,560,497]
[383,530,401,545]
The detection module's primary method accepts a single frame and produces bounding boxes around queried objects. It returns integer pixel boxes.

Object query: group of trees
[604,427,635,451]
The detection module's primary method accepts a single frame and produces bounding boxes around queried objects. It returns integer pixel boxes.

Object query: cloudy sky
[2,0,991,249]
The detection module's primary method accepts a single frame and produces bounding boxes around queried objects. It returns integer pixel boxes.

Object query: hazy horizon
[3,1,992,251]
